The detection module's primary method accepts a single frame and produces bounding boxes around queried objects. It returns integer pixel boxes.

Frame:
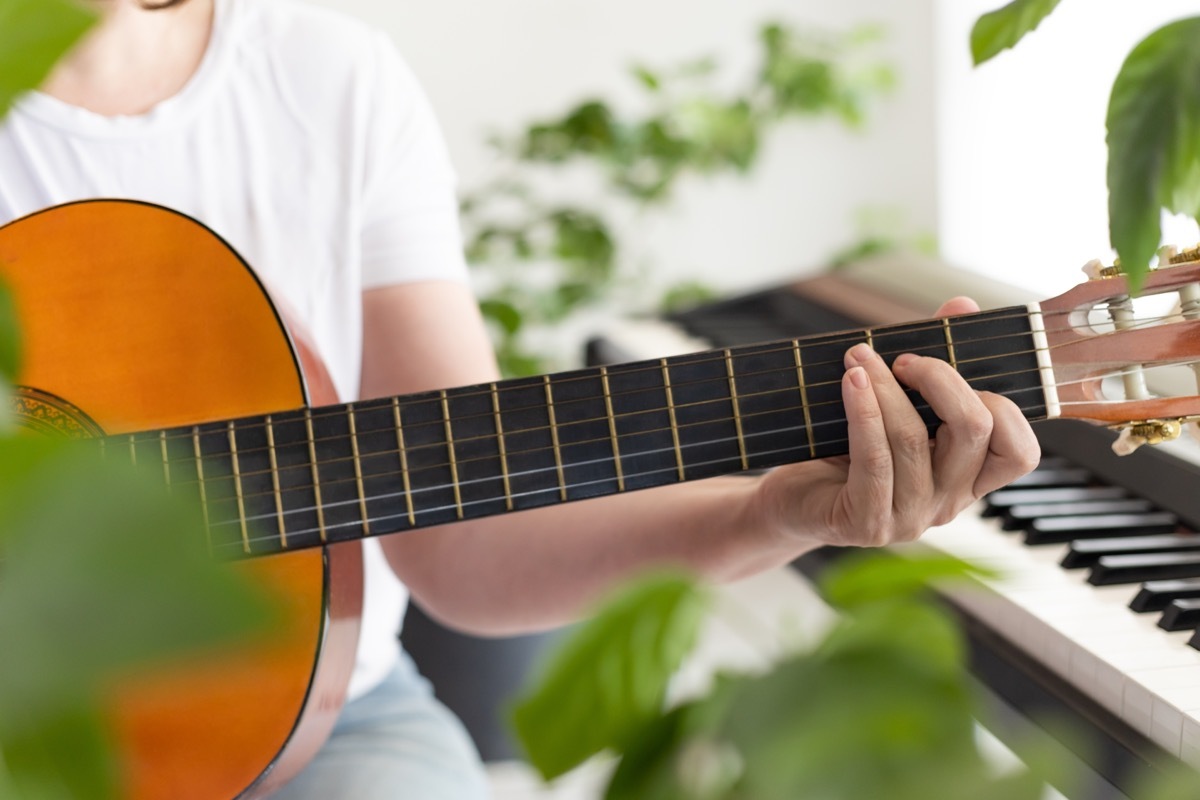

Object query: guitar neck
[121,305,1051,558]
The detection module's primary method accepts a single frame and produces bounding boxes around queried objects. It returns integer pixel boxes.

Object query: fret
[726,343,812,469]
[347,405,372,536]
[192,421,244,556]
[661,359,686,481]
[265,415,289,549]
[547,370,619,501]
[192,427,211,551]
[227,421,251,555]
[440,391,465,520]
[497,377,563,511]
[599,367,626,492]
[866,328,874,350]
[793,341,817,459]
[544,376,569,502]
[491,383,515,511]
[665,350,743,479]
[340,398,412,536]
[129,434,137,466]
[603,359,677,492]
[950,307,1046,418]
[442,386,507,521]
[797,331,868,459]
[157,432,170,487]
[395,394,459,527]
[307,406,367,542]
[393,398,417,527]
[724,349,750,471]
[304,409,328,544]
[873,320,956,431]
[943,318,958,371]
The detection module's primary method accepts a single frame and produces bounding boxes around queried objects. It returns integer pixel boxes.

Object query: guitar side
[0,200,363,799]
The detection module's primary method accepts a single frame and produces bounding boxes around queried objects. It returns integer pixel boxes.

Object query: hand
[753,297,1041,549]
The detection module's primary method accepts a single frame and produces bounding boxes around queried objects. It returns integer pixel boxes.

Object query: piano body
[589,255,1200,799]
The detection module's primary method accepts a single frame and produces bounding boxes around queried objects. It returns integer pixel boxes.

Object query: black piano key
[1005,468,1092,489]
[1061,533,1200,569]
[1089,551,1200,586]
[982,485,1128,517]
[1025,512,1178,546]
[1001,498,1154,530]
[1130,578,1200,613]
[1158,599,1200,631]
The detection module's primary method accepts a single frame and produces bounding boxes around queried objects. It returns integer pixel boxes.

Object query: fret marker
[661,359,685,481]
[305,408,329,544]
[393,398,417,527]
[228,421,251,555]
[441,391,465,520]
[347,404,372,535]
[545,376,568,502]
[865,328,874,351]
[725,350,750,471]
[793,341,817,459]
[600,367,626,492]
[192,427,212,553]
[491,384,515,512]
[265,415,288,549]
[942,318,958,371]
[129,434,137,466]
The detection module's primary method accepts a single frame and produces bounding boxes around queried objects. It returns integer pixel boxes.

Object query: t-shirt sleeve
[358,34,470,290]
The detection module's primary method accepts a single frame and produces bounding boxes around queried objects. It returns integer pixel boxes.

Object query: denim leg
[269,648,491,800]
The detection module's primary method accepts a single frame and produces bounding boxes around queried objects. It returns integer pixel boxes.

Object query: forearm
[382,475,816,636]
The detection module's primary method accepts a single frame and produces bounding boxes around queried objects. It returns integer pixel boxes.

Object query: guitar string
[154,315,1186,493]
[136,303,1150,450]
[197,362,1176,525]
[202,369,1142,528]
[211,392,1061,553]
[139,309,1183,467]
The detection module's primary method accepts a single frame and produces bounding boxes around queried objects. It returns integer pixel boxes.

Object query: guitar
[4,200,1200,799]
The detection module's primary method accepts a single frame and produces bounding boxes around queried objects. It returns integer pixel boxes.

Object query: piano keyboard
[587,260,1200,793]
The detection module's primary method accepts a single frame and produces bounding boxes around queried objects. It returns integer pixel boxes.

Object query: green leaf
[1,706,119,800]
[632,65,661,92]
[1106,18,1200,295]
[0,275,19,383]
[819,551,991,611]
[479,298,523,336]
[510,572,710,780]
[970,0,1062,66]
[0,0,98,118]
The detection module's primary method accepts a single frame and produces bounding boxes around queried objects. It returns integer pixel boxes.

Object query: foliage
[0,8,279,799]
[0,0,96,119]
[511,554,1049,799]
[972,2,1200,294]
[464,22,896,376]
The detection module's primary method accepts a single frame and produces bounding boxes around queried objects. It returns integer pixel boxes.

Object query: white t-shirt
[0,0,470,699]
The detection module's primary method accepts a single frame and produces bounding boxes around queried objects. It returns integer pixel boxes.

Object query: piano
[587,254,1200,799]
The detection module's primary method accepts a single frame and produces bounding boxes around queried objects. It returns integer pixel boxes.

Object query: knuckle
[897,427,930,453]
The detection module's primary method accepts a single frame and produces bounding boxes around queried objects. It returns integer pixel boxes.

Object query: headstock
[1038,248,1200,454]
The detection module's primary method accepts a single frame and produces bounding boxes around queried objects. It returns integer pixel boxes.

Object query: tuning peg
[1159,245,1181,264]
[1167,244,1200,266]
[1082,258,1126,280]
[1111,420,1184,456]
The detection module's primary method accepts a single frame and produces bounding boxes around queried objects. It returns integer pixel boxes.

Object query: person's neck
[40,0,216,116]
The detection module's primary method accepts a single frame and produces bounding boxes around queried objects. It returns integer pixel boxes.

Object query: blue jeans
[269,648,491,799]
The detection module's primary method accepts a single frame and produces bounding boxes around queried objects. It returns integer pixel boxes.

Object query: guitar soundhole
[10,387,105,438]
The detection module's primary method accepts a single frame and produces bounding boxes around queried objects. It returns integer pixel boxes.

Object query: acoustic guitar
[4,200,1199,799]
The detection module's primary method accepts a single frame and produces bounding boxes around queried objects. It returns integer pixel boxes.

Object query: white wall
[309,0,937,292]
[935,0,1200,296]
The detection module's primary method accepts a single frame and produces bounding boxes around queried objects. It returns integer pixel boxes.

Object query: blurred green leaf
[1,707,118,800]
[1107,17,1200,295]
[0,0,97,118]
[0,441,280,739]
[819,551,991,611]
[970,0,1061,66]
[0,275,19,383]
[511,572,710,780]
[659,281,717,313]
[632,65,661,92]
[479,298,523,336]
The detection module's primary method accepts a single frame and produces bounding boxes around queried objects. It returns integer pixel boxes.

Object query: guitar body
[0,201,363,799]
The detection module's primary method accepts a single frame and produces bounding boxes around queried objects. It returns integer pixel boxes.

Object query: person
[0,0,1041,796]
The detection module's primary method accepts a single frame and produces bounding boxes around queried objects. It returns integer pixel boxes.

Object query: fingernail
[893,353,917,370]
[847,343,873,364]
[847,366,869,390]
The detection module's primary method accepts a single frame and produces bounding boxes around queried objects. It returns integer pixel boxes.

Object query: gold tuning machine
[1082,258,1123,281]
[1167,244,1200,265]
[1111,419,1186,456]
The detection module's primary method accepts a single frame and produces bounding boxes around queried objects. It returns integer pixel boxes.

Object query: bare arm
[362,284,1040,637]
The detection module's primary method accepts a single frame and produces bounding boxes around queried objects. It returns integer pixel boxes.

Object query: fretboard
[120,306,1049,558]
